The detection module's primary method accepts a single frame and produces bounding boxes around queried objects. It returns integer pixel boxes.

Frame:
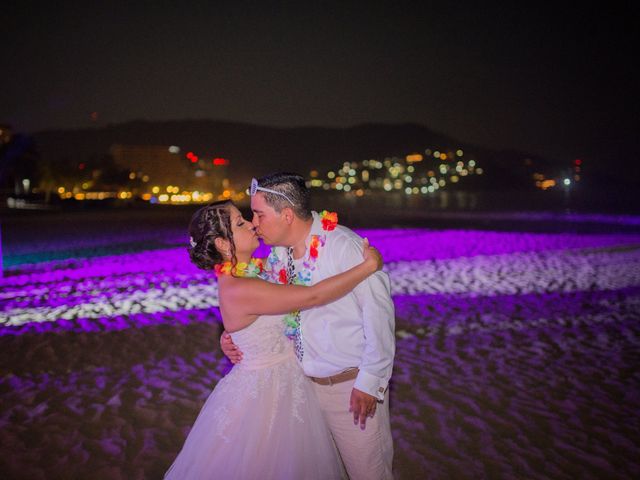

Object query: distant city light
[53,140,494,206]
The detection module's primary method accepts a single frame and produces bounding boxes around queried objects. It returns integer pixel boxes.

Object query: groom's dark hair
[256,172,312,220]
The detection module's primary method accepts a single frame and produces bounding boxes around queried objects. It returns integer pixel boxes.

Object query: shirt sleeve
[333,233,396,400]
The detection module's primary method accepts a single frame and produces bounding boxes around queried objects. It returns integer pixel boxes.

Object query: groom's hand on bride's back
[220,331,243,363]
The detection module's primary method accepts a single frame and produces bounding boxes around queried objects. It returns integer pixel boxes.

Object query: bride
[164,200,382,480]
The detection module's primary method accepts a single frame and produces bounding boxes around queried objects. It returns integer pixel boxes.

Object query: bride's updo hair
[188,200,237,270]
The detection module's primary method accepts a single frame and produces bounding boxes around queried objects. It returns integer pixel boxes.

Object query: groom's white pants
[310,377,393,480]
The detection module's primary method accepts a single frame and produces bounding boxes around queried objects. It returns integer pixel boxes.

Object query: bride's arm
[226,239,382,317]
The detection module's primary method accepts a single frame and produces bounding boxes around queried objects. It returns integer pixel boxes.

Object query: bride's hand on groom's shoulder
[362,238,383,272]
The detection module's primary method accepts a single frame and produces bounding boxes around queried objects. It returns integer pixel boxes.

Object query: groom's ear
[283,207,295,225]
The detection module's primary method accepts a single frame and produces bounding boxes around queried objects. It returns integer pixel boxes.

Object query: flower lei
[265,210,338,340]
[214,258,264,278]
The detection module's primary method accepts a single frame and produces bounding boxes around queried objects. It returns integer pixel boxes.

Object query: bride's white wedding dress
[164,313,345,479]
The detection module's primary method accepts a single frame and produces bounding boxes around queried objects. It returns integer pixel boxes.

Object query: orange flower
[254,258,264,272]
[320,211,338,231]
[214,262,232,276]
[309,236,320,259]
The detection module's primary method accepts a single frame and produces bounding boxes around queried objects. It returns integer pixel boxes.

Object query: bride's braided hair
[188,200,237,270]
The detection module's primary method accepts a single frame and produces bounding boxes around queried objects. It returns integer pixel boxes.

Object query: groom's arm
[352,269,395,400]
[335,234,396,401]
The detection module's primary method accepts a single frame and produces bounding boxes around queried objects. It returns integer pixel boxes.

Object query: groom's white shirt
[273,211,395,400]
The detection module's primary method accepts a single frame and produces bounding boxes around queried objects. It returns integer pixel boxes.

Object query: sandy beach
[1,207,639,479]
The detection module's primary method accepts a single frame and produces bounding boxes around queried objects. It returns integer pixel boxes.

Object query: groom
[221,172,395,479]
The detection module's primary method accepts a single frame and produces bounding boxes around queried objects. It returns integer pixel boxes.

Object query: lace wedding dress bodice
[230,314,293,369]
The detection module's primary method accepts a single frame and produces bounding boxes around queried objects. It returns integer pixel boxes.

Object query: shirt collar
[274,211,323,259]
[292,211,323,262]
[308,210,324,238]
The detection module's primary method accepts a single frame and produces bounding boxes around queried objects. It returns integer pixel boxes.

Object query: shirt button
[378,387,384,393]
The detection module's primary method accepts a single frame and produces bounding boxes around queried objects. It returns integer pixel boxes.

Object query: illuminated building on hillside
[0,124,12,146]
[101,144,239,203]
[110,144,218,191]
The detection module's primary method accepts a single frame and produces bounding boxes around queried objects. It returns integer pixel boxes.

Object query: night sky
[3,1,638,169]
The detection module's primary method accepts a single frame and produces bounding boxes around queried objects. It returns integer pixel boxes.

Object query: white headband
[249,178,295,206]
